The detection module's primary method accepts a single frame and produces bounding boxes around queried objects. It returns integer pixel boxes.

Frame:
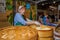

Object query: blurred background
[0,0,60,27]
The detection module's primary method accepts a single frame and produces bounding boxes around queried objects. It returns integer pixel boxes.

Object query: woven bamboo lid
[0,26,37,40]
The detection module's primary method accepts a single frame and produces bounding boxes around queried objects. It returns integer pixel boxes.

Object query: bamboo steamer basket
[0,26,38,40]
[38,37,53,40]
[29,24,37,29]
[36,27,53,37]
[54,30,60,40]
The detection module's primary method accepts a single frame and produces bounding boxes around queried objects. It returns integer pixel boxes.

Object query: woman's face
[45,14,48,17]
[20,7,25,15]
[44,13,48,17]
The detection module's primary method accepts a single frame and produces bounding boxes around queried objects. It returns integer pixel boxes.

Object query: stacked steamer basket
[54,31,60,40]
[54,26,60,40]
[0,26,38,40]
[36,27,53,40]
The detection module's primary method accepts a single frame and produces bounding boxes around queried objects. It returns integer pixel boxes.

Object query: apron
[16,22,24,26]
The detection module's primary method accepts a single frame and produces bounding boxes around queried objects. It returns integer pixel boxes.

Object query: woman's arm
[26,21,35,25]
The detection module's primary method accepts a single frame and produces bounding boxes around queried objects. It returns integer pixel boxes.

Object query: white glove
[34,21,40,25]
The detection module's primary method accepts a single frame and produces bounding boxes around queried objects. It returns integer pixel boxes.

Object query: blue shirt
[14,13,27,26]
[42,16,47,25]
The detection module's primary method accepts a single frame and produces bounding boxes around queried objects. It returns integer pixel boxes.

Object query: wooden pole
[13,0,16,26]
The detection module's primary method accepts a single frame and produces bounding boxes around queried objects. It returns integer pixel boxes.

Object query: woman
[42,11,57,26]
[14,6,40,26]
[42,11,49,25]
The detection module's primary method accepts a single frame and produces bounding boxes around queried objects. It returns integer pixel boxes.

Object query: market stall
[0,0,60,40]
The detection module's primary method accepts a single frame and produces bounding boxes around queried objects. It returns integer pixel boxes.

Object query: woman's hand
[34,21,41,25]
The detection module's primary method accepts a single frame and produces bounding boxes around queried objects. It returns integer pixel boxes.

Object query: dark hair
[44,11,48,15]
